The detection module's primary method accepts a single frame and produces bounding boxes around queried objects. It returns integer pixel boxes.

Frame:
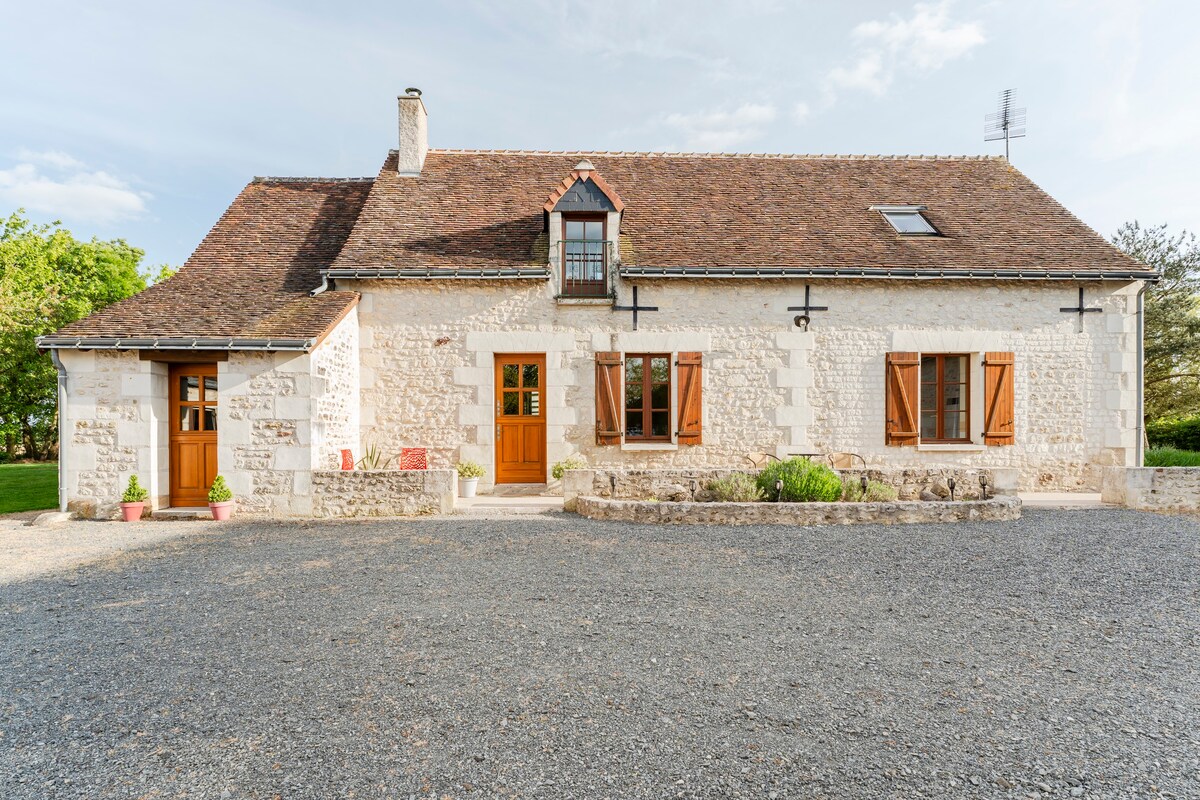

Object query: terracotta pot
[458,478,479,498]
[209,500,235,521]
[120,502,145,522]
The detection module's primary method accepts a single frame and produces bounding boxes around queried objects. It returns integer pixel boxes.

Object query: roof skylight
[870,205,938,235]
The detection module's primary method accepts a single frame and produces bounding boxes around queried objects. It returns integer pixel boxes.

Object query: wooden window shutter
[676,352,703,445]
[595,352,623,445]
[983,352,1015,446]
[885,352,920,446]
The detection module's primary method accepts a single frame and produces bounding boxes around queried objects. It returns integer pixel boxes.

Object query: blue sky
[2,0,1196,271]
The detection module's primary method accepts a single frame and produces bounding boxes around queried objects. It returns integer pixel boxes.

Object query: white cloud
[792,102,812,125]
[662,103,778,151]
[825,1,985,99]
[0,155,148,225]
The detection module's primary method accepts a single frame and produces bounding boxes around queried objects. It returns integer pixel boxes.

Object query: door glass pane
[626,357,642,384]
[502,364,519,388]
[944,356,965,383]
[179,406,200,431]
[203,407,218,431]
[502,391,519,415]
[521,363,539,388]
[943,383,963,411]
[920,386,936,411]
[625,410,644,437]
[920,411,937,439]
[650,357,669,383]
[180,375,200,402]
[651,411,669,437]
[625,383,642,409]
[651,383,668,409]
[920,356,936,382]
[564,220,584,239]
[522,390,540,416]
[203,376,218,403]
[944,412,966,439]
[583,220,603,240]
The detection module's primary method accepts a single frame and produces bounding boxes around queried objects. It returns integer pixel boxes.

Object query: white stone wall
[59,350,168,518]
[1101,466,1200,510]
[353,277,1142,492]
[311,308,360,470]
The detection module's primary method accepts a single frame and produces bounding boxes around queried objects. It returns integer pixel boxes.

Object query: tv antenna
[984,88,1026,160]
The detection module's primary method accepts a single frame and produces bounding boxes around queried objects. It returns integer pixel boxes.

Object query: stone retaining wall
[311,469,455,517]
[574,495,1022,526]
[562,466,1018,510]
[1101,467,1200,512]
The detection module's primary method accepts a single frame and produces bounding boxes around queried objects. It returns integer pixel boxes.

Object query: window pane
[651,383,668,409]
[502,364,519,388]
[920,356,936,383]
[650,357,669,383]
[179,376,200,402]
[920,411,937,439]
[521,364,539,388]
[943,383,963,411]
[920,386,936,411]
[502,391,519,415]
[625,383,642,409]
[522,390,540,416]
[203,376,218,403]
[944,412,967,439]
[883,211,936,234]
[625,410,644,437]
[583,220,603,240]
[626,357,643,384]
[565,220,584,239]
[179,406,200,431]
[203,407,218,431]
[944,356,965,383]
[651,411,669,437]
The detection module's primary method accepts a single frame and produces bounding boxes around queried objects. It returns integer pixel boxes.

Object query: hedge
[1145,417,1200,452]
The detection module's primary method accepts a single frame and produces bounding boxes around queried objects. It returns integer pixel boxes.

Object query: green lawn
[1144,447,1200,467]
[0,462,58,514]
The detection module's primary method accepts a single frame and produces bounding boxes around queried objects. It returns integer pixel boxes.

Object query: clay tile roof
[333,150,1147,276]
[52,177,372,343]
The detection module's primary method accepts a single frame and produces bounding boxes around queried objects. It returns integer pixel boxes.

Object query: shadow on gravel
[2,509,1198,799]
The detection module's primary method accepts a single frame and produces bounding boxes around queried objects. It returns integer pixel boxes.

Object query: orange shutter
[983,352,1015,446]
[885,352,920,446]
[595,352,623,445]
[676,352,703,445]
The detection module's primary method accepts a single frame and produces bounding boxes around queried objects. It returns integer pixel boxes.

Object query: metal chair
[745,451,782,469]
[826,451,866,470]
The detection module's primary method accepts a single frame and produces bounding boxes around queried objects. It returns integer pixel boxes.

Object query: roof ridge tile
[426,148,1006,161]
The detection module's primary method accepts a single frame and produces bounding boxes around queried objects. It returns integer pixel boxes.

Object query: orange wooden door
[494,354,546,484]
[169,364,218,506]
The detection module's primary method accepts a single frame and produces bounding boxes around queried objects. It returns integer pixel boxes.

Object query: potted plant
[120,475,149,522]
[456,461,485,497]
[208,475,235,521]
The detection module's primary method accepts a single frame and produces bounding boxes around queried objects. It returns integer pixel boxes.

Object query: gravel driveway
[1,510,1197,799]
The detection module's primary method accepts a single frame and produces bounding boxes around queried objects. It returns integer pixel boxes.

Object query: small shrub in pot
[207,475,235,521]
[456,461,485,498]
[551,456,586,480]
[756,458,843,502]
[120,475,149,521]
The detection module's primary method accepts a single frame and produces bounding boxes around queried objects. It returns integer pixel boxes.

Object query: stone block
[458,405,492,426]
[273,446,312,472]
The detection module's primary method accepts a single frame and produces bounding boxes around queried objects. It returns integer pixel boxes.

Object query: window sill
[917,442,985,452]
[555,295,613,306]
[621,442,678,452]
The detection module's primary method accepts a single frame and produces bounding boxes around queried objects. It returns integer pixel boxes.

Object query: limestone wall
[311,469,455,516]
[1101,467,1200,511]
[311,308,360,470]
[353,277,1141,491]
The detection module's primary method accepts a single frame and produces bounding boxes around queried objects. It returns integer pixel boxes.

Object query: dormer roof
[543,160,625,213]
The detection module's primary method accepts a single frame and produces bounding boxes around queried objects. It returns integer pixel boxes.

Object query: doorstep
[458,495,564,516]
[150,507,212,520]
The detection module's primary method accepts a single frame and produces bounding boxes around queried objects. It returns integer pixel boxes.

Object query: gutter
[50,350,68,512]
[36,336,315,352]
[618,266,1162,281]
[323,267,551,280]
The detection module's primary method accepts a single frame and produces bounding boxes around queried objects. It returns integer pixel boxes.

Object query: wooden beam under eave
[138,350,230,363]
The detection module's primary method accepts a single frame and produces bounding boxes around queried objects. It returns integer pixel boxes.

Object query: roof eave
[618,266,1161,281]
[323,267,551,280]
[36,336,317,352]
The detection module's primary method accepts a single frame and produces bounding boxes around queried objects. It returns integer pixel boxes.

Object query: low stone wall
[562,466,1018,510]
[574,495,1022,526]
[1101,467,1200,512]
[311,469,455,517]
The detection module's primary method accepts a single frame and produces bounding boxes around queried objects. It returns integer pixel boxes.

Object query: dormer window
[544,160,625,299]
[562,215,608,297]
[871,205,939,235]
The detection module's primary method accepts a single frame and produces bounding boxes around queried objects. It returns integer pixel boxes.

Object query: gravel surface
[1,509,1197,799]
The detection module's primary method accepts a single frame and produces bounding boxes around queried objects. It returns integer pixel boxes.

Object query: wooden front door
[169,364,218,506]
[494,354,547,484]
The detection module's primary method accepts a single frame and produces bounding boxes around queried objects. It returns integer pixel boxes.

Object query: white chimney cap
[574,159,595,172]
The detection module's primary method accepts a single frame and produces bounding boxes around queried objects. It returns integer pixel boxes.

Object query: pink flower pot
[120,502,144,522]
[208,500,234,521]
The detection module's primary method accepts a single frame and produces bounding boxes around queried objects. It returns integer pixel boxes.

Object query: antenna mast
[984,88,1027,160]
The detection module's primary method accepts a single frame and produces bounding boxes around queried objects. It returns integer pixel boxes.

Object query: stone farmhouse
[40,91,1158,517]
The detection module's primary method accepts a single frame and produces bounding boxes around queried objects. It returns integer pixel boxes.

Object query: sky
[1,0,1197,272]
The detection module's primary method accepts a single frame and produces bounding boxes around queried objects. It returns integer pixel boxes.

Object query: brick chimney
[397,88,428,177]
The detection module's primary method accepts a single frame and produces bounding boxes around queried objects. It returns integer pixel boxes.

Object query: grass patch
[0,462,58,514]
[1144,447,1200,467]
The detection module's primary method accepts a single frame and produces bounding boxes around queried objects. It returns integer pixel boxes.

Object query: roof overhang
[36,336,315,352]
[323,267,551,280]
[619,266,1160,281]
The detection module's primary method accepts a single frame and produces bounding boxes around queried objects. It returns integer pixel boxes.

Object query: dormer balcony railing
[559,239,612,298]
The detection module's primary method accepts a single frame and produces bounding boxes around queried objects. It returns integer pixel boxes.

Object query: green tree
[1112,222,1200,422]
[0,210,170,459]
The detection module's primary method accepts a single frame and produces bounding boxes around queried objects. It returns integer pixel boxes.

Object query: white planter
[458,478,479,498]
